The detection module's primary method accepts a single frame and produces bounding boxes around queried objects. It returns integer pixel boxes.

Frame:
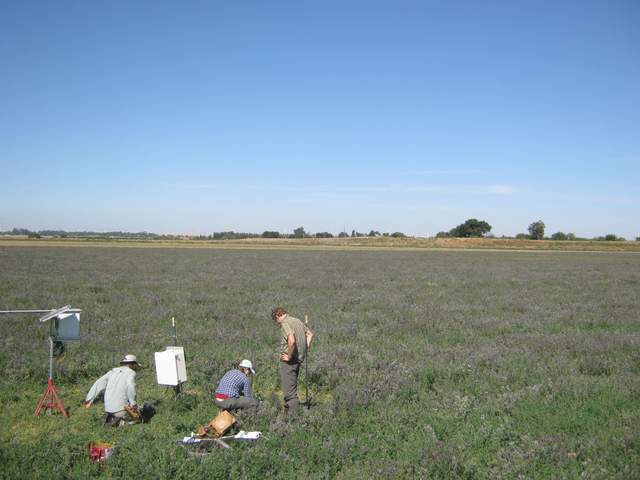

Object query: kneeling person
[214,360,259,411]
[83,354,142,426]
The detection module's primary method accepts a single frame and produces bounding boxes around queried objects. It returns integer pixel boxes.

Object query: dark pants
[279,361,301,412]
[104,410,127,426]
[214,396,259,411]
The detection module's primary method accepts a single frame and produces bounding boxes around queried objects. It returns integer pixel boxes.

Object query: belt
[215,393,229,400]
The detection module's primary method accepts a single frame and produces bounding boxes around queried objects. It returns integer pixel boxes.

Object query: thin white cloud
[306,184,518,195]
[164,183,222,190]
[590,194,640,205]
[363,202,463,212]
[163,181,519,197]
[409,169,486,176]
[286,196,461,211]
[165,182,266,191]
[519,189,640,205]
[486,185,517,195]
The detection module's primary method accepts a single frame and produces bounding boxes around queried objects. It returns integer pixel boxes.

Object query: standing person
[272,307,314,413]
[214,359,260,411]
[83,354,142,426]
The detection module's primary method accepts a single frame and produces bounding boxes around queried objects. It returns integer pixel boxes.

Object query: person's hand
[82,400,92,409]
[280,353,290,362]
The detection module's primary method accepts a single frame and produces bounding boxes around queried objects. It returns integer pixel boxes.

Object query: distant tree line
[434,219,634,241]
[2,225,636,241]
[259,227,406,239]
[207,232,261,240]
[2,228,166,240]
[515,220,628,241]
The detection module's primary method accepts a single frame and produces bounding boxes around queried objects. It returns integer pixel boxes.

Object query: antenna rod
[0,309,61,314]
[172,317,177,346]
[39,306,71,323]
[0,308,81,315]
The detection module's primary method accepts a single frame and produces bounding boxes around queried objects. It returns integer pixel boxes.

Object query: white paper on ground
[182,433,202,444]
[233,431,261,440]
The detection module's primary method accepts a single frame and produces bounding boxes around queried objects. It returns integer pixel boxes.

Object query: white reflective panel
[166,346,187,383]
[155,347,188,386]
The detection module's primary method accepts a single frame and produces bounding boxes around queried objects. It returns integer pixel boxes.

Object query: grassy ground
[1,246,639,479]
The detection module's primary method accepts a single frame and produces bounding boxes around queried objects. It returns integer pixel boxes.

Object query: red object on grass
[88,442,115,463]
[34,378,68,417]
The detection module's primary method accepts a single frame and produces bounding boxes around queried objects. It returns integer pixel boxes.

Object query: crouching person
[83,354,142,426]
[214,359,259,411]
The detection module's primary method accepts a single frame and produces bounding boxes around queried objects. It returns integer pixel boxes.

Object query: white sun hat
[120,354,142,367]
[239,359,255,375]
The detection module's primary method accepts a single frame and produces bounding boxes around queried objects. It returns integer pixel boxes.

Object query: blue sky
[1,1,638,237]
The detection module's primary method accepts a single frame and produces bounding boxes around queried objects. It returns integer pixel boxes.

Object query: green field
[1,246,639,479]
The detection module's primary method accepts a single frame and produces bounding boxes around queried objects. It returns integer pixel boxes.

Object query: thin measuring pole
[172,317,181,397]
[48,337,54,380]
[305,315,310,408]
[172,317,178,346]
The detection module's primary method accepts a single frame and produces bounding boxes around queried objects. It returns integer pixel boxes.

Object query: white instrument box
[155,346,187,386]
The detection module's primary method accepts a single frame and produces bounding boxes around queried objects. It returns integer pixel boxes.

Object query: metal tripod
[34,337,68,417]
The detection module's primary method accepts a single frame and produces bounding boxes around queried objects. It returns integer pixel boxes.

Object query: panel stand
[303,315,314,409]
[172,317,182,398]
[34,337,68,417]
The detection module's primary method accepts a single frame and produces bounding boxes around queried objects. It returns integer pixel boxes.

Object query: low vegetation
[1,246,639,478]
[2,235,640,253]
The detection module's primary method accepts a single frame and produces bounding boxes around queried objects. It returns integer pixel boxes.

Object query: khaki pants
[214,396,259,411]
[279,361,301,412]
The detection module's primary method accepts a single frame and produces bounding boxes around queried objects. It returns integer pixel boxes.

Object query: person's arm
[280,333,296,362]
[243,376,253,399]
[126,373,137,407]
[84,371,110,406]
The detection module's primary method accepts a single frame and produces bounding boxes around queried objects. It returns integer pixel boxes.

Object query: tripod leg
[34,383,50,416]
[50,382,68,417]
